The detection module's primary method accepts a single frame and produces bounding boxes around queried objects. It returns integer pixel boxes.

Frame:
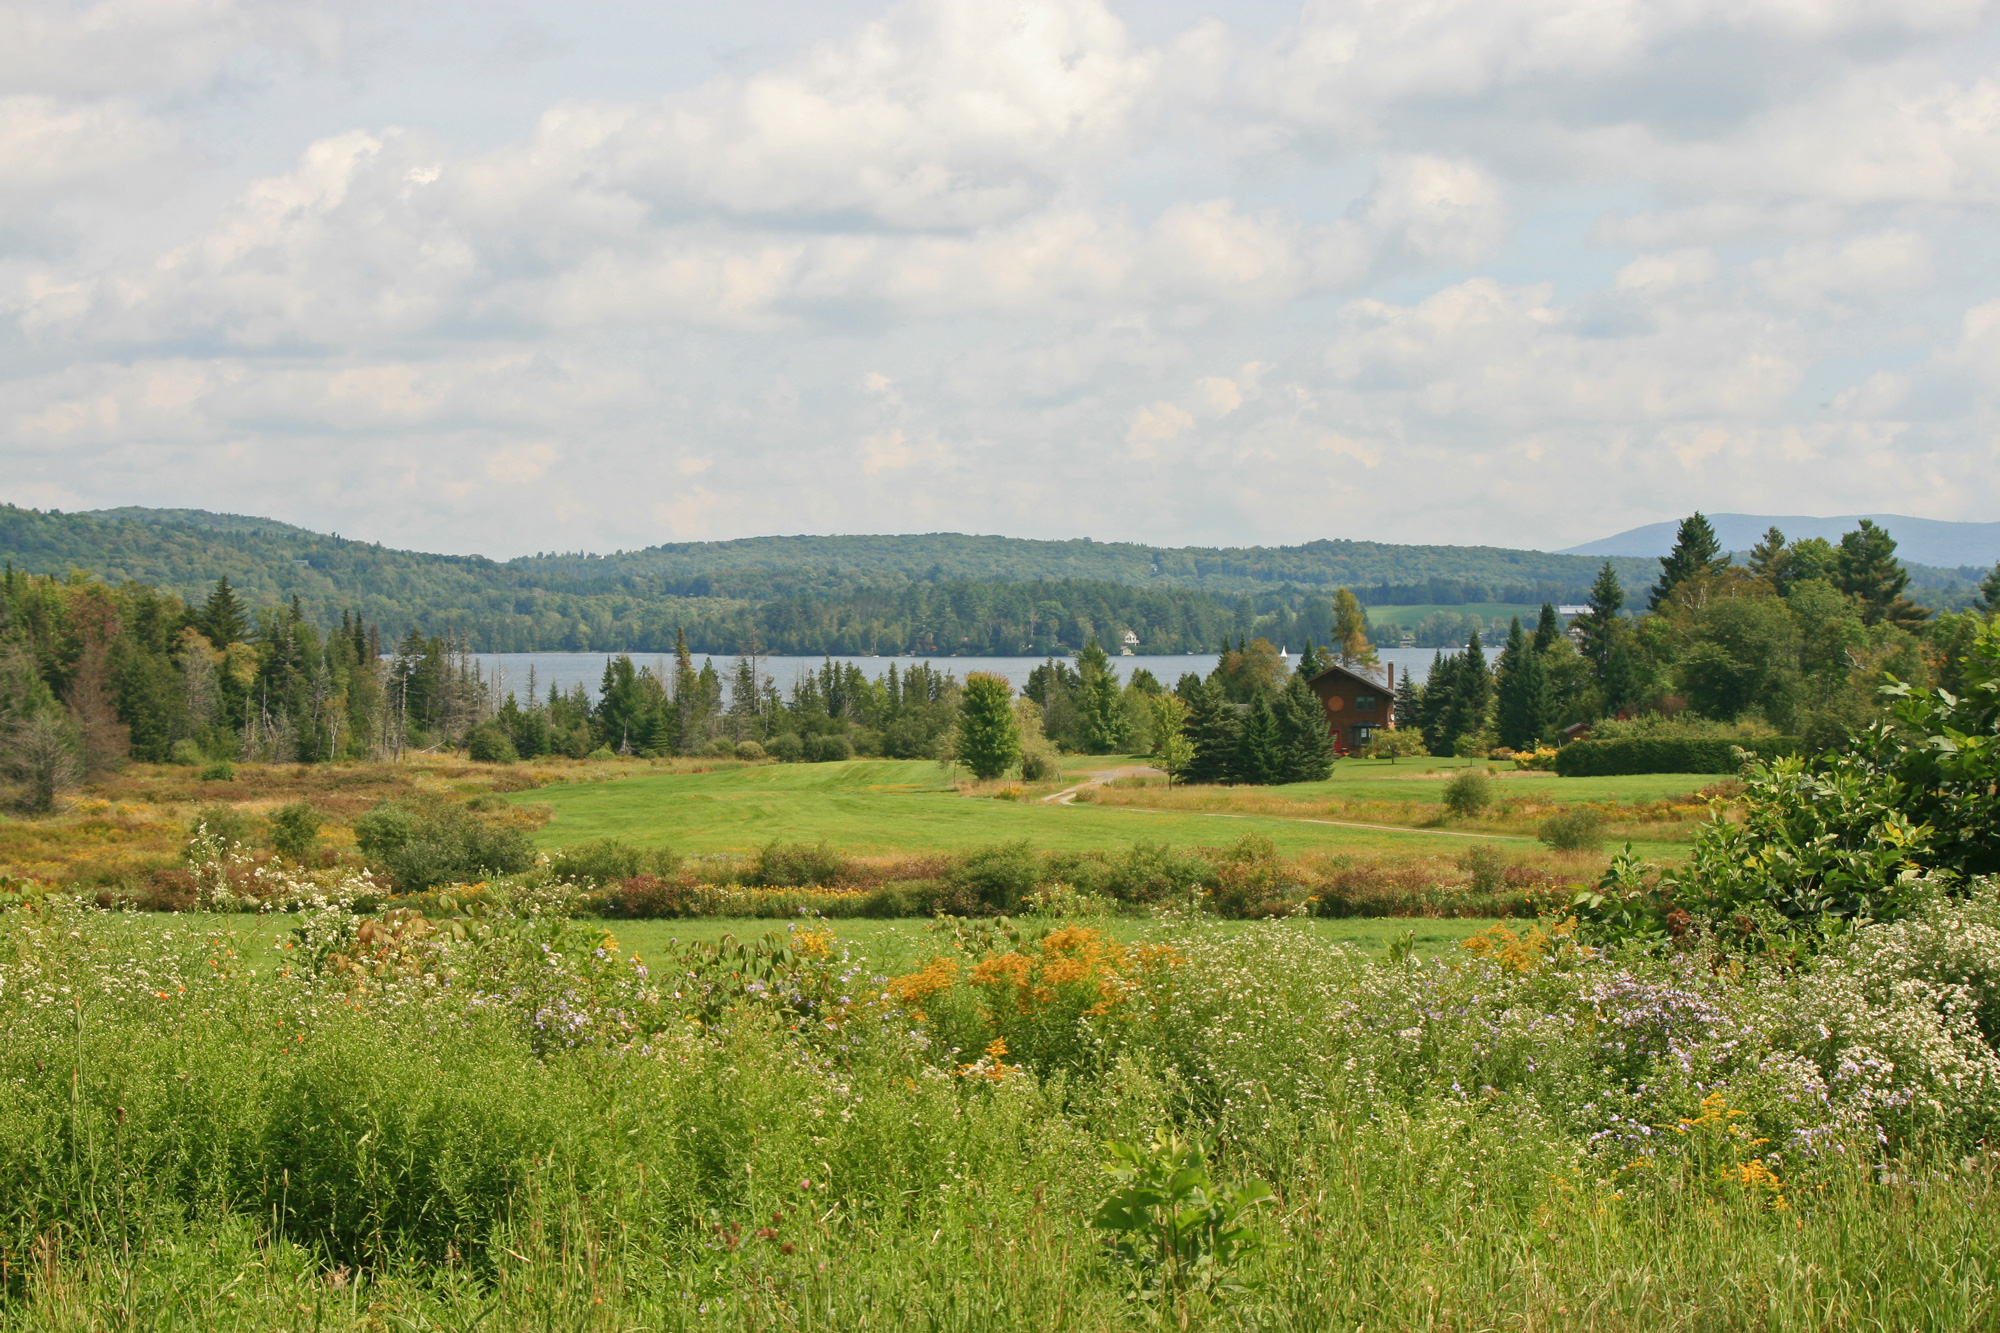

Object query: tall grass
[4,864,2000,1328]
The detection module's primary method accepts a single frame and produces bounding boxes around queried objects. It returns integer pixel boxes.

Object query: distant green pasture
[511,758,1695,859]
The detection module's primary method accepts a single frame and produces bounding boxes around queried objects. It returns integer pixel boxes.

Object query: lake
[473,647,1442,702]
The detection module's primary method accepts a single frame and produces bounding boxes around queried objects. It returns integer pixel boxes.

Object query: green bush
[765,733,805,763]
[586,746,617,761]
[949,841,1042,913]
[1539,807,1605,852]
[1103,841,1214,904]
[185,803,251,853]
[465,721,519,764]
[352,797,535,892]
[198,760,236,782]
[1555,736,1800,776]
[1458,845,1506,894]
[734,740,766,761]
[805,733,854,763]
[1440,769,1493,818]
[550,838,677,887]
[751,840,852,888]
[168,738,205,766]
[267,802,323,862]
[704,738,737,758]
[1021,749,1061,782]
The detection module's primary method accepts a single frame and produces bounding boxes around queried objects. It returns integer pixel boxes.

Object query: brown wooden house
[1304,661,1395,755]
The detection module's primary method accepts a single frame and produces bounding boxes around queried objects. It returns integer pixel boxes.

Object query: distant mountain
[1563,513,2000,569]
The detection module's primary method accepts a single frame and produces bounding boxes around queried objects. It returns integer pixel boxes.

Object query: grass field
[512,755,1707,862]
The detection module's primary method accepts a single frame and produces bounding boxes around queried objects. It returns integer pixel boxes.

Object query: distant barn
[1305,661,1395,754]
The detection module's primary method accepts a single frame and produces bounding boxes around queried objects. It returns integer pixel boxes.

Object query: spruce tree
[1836,520,1929,628]
[1234,696,1280,785]
[1532,602,1563,653]
[1650,512,1727,610]
[1494,617,1549,750]
[1577,562,1625,682]
[1416,651,1458,756]
[1746,526,1790,587]
[1275,671,1334,782]
[1183,677,1240,784]
[1980,562,2000,615]
[1393,669,1423,735]
[1076,639,1125,753]
[1445,634,1494,748]
[199,578,249,647]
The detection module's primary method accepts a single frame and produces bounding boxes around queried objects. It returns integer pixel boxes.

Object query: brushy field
[4,852,2000,1330]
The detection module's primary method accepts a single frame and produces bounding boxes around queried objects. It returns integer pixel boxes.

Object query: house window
[1353,694,1379,712]
[1352,725,1377,748]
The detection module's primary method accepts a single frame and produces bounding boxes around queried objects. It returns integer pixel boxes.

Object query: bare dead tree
[5,710,82,813]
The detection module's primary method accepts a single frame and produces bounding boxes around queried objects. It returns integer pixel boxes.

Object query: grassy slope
[515,757,1703,859]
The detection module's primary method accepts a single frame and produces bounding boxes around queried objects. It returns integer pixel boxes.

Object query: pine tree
[1746,525,1790,587]
[1445,634,1494,749]
[1234,696,1280,785]
[1076,639,1125,753]
[1980,562,2000,615]
[1183,677,1240,784]
[1577,562,1625,682]
[1836,520,1929,628]
[1494,617,1548,750]
[1416,650,1458,756]
[1293,638,1323,680]
[1275,671,1334,782]
[1650,512,1727,610]
[1532,602,1563,653]
[1393,669,1422,735]
[199,578,249,647]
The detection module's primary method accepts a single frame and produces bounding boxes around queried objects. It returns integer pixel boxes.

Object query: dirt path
[1041,765,1166,805]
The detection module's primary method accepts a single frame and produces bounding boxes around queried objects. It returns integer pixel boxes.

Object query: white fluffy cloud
[4,0,2000,554]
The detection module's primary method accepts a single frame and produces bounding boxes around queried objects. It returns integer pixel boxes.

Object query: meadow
[4,864,1999,1330]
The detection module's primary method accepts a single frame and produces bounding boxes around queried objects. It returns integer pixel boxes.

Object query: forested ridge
[4,503,1984,654]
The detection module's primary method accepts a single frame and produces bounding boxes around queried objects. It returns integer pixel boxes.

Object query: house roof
[1305,660,1390,692]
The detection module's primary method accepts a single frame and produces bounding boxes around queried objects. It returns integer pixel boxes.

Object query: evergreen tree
[1234,696,1280,785]
[1532,602,1563,653]
[953,672,1021,779]
[1836,520,1929,628]
[1416,650,1458,756]
[1444,634,1494,748]
[1494,617,1548,750]
[1650,512,1727,610]
[1577,561,1625,683]
[1275,671,1334,783]
[1076,639,1125,753]
[1980,562,2000,615]
[1183,677,1240,784]
[1746,526,1790,586]
[1393,668,1422,734]
[199,577,249,647]
[1293,638,1323,680]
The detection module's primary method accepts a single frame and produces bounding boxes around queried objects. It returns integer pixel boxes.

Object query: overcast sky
[5,0,2000,558]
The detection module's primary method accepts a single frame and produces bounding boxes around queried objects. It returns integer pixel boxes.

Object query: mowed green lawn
[608,914,1500,972]
[512,757,1704,858]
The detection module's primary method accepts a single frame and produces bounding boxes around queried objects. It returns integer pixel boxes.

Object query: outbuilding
[1304,661,1395,755]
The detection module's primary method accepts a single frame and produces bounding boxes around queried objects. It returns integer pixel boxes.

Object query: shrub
[765,733,805,763]
[267,801,323,862]
[199,760,236,782]
[600,874,700,918]
[185,803,251,853]
[734,740,766,761]
[586,746,616,761]
[751,840,852,887]
[1539,807,1605,852]
[550,838,677,886]
[949,842,1042,913]
[352,797,535,892]
[1210,834,1297,918]
[465,722,519,764]
[1103,841,1214,904]
[1554,737,1800,777]
[1440,769,1493,818]
[1364,729,1429,761]
[805,733,854,763]
[704,738,736,758]
[169,738,205,766]
[1021,749,1061,782]
[1458,844,1507,895]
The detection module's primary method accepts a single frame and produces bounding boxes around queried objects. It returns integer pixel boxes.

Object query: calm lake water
[474,648,1441,703]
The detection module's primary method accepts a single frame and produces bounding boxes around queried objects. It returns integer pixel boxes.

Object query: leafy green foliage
[952,672,1021,778]
[267,802,323,862]
[1538,807,1605,852]
[1440,768,1493,818]
[1093,1129,1271,1303]
[1555,736,1801,776]
[352,797,534,892]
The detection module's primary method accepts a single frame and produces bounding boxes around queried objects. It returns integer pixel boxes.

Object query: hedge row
[1554,736,1801,777]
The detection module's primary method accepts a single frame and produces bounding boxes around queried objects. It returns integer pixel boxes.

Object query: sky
[5,0,2000,559]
